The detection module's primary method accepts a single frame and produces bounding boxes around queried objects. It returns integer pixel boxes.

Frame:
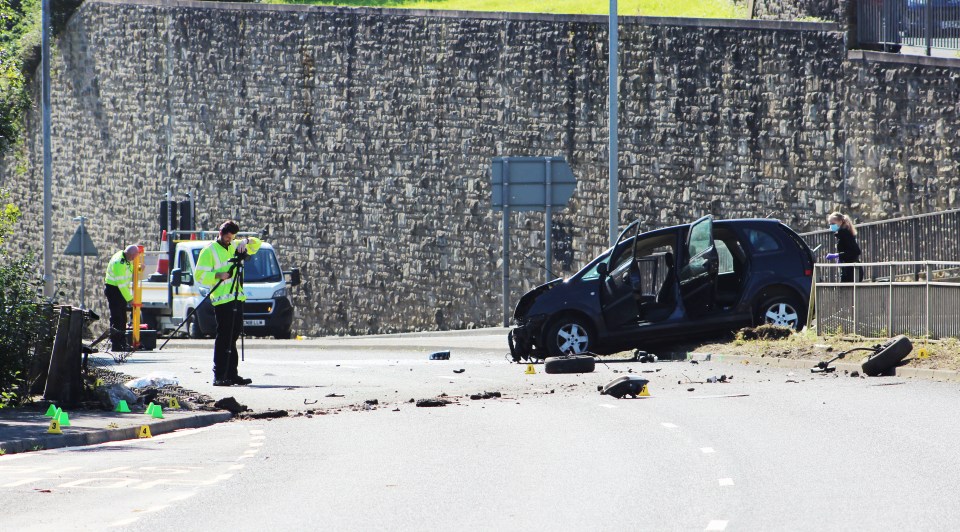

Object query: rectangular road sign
[491,157,576,211]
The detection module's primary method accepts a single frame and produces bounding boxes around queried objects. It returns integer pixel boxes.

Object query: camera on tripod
[229,250,250,263]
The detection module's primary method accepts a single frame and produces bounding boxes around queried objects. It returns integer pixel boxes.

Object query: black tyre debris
[544,354,596,374]
[599,375,650,398]
[861,335,913,377]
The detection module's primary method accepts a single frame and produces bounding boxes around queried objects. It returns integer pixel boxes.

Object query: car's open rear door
[678,215,719,318]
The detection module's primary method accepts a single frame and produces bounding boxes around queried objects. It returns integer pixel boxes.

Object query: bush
[0,190,46,407]
[0,254,47,407]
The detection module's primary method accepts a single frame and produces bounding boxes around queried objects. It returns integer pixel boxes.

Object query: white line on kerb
[705,520,728,531]
[718,478,734,486]
[701,447,716,454]
[661,423,678,429]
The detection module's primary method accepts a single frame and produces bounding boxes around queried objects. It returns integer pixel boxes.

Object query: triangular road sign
[64,225,99,256]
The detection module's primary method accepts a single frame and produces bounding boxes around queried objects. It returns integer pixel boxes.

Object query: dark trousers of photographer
[213,300,244,380]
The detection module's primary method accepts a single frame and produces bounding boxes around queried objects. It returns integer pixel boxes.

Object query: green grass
[261,0,750,18]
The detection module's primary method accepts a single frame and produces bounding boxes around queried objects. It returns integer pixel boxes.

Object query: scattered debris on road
[453,369,465,374]
[365,399,379,406]
[304,399,318,404]
[243,410,289,420]
[469,391,501,400]
[599,376,650,399]
[325,393,344,398]
[214,397,248,414]
[429,350,451,360]
[416,398,449,407]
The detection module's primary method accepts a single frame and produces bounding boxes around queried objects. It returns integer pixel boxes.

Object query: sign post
[64,216,99,309]
[491,156,577,327]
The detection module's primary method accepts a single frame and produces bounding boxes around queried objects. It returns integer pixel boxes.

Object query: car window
[716,240,734,274]
[746,228,781,253]
[688,220,711,258]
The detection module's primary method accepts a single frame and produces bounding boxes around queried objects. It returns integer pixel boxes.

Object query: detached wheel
[757,296,805,330]
[544,355,596,374]
[862,335,913,377]
[544,316,593,357]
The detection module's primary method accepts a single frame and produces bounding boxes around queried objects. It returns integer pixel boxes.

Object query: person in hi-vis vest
[195,220,261,386]
[103,245,140,351]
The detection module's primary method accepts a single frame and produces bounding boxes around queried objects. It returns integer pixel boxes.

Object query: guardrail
[814,260,960,338]
[857,0,960,55]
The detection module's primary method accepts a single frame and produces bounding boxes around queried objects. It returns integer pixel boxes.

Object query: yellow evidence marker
[638,385,651,397]
[525,364,536,375]
[917,347,930,359]
[138,425,153,438]
[47,418,63,434]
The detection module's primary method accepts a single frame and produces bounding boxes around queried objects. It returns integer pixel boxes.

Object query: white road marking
[662,423,678,429]
[598,404,617,409]
[250,435,266,441]
[243,449,259,455]
[249,429,264,435]
[58,478,140,489]
[718,478,734,486]
[249,442,263,447]
[143,504,168,513]
[228,464,245,471]
[705,520,728,531]
[701,447,716,454]
[90,466,130,474]
[2,477,46,488]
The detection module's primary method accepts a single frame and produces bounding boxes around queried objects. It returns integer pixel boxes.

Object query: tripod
[158,254,247,352]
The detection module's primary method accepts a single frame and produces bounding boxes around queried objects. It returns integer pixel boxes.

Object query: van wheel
[188,314,203,339]
[756,296,805,330]
[544,316,593,358]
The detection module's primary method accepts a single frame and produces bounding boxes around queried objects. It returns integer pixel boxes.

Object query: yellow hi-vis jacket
[104,250,135,302]
[195,237,262,306]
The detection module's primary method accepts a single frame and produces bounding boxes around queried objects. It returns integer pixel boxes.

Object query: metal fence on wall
[815,261,960,338]
[801,208,960,271]
[858,0,960,55]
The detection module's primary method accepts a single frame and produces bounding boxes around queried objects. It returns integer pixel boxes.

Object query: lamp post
[608,0,619,247]
[41,0,54,299]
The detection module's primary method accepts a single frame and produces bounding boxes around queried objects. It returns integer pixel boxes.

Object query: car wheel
[544,355,596,374]
[757,296,805,330]
[274,329,292,340]
[862,335,913,377]
[545,316,593,357]
[188,313,203,339]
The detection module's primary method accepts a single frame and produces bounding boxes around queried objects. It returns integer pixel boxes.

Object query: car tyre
[544,355,596,374]
[274,329,292,340]
[756,295,805,330]
[544,316,594,358]
[861,335,913,377]
[188,313,204,339]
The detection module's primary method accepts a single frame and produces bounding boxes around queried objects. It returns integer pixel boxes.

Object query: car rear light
[804,269,813,276]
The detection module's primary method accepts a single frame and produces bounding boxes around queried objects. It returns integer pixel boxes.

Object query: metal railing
[814,261,960,338]
[857,0,960,55]
[801,208,960,270]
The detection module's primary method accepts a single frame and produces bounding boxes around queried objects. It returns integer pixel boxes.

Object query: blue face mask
[829,224,840,233]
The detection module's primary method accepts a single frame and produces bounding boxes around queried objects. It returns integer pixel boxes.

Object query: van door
[679,215,719,318]
[600,221,642,329]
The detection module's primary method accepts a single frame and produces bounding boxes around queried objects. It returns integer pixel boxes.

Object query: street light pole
[41,0,54,299]
[608,0,619,247]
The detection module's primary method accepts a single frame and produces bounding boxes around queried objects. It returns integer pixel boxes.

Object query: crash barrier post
[814,260,960,339]
[42,306,86,405]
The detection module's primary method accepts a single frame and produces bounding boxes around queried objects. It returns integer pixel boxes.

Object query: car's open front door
[678,215,719,318]
[600,221,643,329]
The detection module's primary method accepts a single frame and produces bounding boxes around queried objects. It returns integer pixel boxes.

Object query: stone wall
[1,0,958,336]
[752,0,844,22]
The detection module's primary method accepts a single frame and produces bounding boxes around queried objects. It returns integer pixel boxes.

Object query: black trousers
[839,263,864,283]
[104,284,128,350]
[213,300,244,380]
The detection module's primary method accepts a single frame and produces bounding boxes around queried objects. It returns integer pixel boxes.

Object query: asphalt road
[4,329,960,530]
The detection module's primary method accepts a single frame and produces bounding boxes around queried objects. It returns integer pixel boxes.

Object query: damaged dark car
[508,216,814,360]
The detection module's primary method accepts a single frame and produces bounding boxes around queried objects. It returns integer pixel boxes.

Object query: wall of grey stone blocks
[1,0,957,336]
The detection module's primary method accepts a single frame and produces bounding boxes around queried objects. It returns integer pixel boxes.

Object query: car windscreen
[191,247,283,283]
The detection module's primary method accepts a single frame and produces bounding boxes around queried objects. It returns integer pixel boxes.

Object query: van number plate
[244,319,265,327]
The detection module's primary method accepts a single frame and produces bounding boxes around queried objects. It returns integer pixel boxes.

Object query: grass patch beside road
[262,0,750,18]
[671,330,960,373]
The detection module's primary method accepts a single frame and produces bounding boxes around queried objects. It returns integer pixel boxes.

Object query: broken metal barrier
[29,305,101,406]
